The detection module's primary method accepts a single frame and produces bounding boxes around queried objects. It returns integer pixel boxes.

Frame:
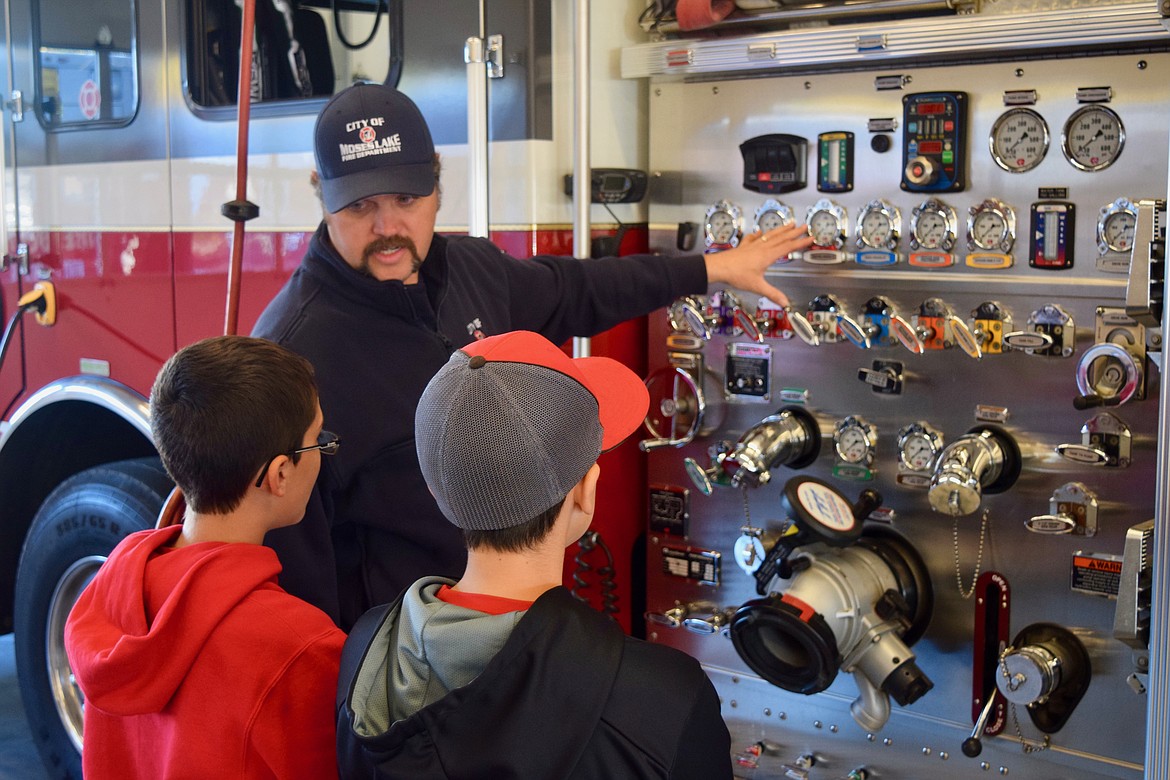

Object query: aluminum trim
[0,377,152,451]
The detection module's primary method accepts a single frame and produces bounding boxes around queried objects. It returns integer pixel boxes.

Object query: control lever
[710,290,763,342]
[836,312,873,349]
[668,295,712,339]
[1056,411,1132,468]
[1074,342,1143,408]
[1072,393,1122,410]
[1124,198,1165,328]
[928,425,1021,517]
[962,688,1000,757]
[641,362,720,453]
[682,441,734,496]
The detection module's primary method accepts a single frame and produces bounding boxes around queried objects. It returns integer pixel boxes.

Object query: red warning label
[1070,553,1122,598]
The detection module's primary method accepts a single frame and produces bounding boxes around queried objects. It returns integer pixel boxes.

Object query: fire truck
[4,0,1170,778]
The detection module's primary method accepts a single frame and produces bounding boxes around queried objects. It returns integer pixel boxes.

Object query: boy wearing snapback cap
[335,330,732,780]
[253,81,813,629]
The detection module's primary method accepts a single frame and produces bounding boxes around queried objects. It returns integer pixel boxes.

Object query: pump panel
[642,51,1163,779]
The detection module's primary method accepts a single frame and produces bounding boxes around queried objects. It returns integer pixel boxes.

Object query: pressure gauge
[1061,105,1125,172]
[704,199,743,250]
[833,415,876,466]
[753,199,795,234]
[856,199,901,251]
[1097,197,1137,254]
[989,108,1049,173]
[910,199,957,252]
[967,199,1016,253]
[897,422,943,472]
[806,198,847,249]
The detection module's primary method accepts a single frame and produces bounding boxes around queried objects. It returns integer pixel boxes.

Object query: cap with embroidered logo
[415,331,650,532]
[314,83,436,213]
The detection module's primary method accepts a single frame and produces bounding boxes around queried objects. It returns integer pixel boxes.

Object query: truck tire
[13,458,172,779]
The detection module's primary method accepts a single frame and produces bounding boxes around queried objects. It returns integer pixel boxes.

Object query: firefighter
[253,82,813,628]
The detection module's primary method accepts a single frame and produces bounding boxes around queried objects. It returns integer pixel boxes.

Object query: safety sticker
[1070,552,1122,598]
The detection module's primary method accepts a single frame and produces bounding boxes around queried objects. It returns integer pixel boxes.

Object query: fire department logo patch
[359,126,376,143]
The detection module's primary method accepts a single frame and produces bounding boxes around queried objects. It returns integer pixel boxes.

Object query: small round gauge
[1098,198,1137,254]
[705,200,743,248]
[753,198,795,234]
[910,199,956,252]
[897,422,943,472]
[805,198,846,248]
[967,199,1016,253]
[856,200,901,250]
[809,211,841,246]
[989,108,1050,173]
[1061,105,1125,172]
[833,416,875,465]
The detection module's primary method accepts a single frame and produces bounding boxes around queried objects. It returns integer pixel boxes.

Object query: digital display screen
[917,141,943,154]
[600,174,627,192]
[917,101,947,115]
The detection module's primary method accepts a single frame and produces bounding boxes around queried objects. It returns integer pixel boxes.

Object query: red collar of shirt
[435,584,534,615]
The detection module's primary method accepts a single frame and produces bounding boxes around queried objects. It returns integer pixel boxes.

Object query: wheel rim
[45,555,106,753]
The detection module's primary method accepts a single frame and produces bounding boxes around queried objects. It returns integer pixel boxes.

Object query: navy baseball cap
[313,83,436,213]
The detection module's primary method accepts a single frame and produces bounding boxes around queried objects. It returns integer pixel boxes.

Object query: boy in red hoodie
[65,336,346,779]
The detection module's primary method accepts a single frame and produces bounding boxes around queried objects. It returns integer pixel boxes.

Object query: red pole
[223,0,258,336]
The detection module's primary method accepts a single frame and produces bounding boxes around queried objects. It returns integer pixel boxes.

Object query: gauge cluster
[691,81,1144,276]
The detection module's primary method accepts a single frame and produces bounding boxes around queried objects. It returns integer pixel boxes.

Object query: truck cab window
[33,0,139,128]
[186,0,399,110]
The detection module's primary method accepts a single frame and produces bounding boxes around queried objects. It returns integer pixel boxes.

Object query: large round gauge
[704,199,743,249]
[1061,105,1125,172]
[909,199,957,252]
[856,199,901,251]
[833,415,875,466]
[1097,197,1137,254]
[989,108,1049,173]
[897,422,943,472]
[967,199,1016,253]
[753,198,795,234]
[805,198,847,248]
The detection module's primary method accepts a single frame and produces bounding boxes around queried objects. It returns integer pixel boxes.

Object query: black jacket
[252,225,708,627]
[336,586,733,779]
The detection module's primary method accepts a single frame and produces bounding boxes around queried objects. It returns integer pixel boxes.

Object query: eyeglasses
[254,430,340,488]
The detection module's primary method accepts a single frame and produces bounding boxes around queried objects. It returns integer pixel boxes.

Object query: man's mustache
[364,236,419,259]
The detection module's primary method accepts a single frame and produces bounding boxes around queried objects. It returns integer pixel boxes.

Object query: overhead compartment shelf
[621,2,1170,79]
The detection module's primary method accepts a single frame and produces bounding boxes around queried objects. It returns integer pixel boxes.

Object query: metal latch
[487,34,504,79]
[3,243,30,275]
[6,90,23,123]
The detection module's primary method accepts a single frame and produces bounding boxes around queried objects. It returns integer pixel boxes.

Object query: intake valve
[997,623,1092,735]
[928,425,1021,517]
[729,478,934,733]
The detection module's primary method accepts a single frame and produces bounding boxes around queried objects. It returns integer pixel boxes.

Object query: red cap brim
[460,331,650,452]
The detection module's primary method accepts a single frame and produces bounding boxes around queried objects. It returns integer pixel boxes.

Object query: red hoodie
[65,525,345,779]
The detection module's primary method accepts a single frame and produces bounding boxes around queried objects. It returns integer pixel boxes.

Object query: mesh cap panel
[416,352,603,531]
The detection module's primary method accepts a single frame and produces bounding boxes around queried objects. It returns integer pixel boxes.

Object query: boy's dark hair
[463,498,564,553]
[150,336,318,514]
